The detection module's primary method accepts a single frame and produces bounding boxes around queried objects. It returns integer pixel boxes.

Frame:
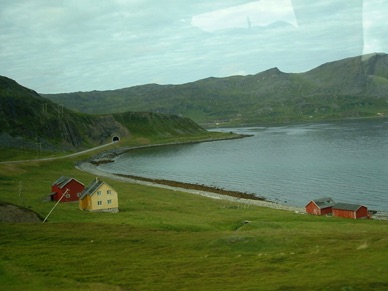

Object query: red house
[332,203,369,219]
[50,176,85,202]
[305,197,336,215]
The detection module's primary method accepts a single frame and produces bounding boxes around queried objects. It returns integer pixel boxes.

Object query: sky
[0,0,387,93]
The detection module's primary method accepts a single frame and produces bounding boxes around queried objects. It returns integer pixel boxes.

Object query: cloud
[191,0,298,32]
[363,0,388,54]
[0,1,387,93]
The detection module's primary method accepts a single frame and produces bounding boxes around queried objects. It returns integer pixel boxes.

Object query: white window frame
[97,190,102,196]
[97,200,102,206]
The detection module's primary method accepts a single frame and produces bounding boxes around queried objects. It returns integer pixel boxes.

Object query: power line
[18,181,24,207]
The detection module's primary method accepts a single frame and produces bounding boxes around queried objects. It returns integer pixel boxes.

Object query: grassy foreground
[0,140,387,290]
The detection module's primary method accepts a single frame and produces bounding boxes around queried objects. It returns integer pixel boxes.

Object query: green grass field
[1,139,387,290]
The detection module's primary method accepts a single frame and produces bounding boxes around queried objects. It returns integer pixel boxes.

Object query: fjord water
[99,119,388,210]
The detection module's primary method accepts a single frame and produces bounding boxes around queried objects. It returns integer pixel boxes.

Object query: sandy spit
[76,161,306,213]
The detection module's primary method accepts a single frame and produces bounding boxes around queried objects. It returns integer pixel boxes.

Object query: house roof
[52,176,84,188]
[52,176,71,187]
[310,197,336,209]
[333,202,365,211]
[79,178,104,200]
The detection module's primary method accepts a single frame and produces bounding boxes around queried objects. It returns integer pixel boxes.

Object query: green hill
[0,76,207,152]
[44,53,388,126]
[0,152,387,290]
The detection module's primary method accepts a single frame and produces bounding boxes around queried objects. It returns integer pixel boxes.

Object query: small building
[79,178,119,213]
[332,203,368,219]
[305,197,336,215]
[50,176,85,202]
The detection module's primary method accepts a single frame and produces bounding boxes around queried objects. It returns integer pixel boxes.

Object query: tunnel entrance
[112,136,120,142]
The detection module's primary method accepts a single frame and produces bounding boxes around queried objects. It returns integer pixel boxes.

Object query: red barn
[332,203,369,219]
[50,176,85,202]
[305,197,335,215]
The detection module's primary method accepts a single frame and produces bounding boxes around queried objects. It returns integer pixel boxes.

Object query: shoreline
[77,161,388,220]
[76,136,388,220]
[77,161,306,212]
[83,133,253,164]
[76,135,307,212]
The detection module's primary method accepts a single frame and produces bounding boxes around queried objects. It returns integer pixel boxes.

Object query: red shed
[305,197,335,215]
[50,176,85,202]
[332,203,368,219]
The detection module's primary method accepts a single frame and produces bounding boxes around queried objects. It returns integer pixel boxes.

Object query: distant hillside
[44,53,388,125]
[0,76,206,151]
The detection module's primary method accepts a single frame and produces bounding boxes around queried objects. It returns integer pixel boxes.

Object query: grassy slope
[1,75,217,153]
[44,54,388,126]
[0,144,387,290]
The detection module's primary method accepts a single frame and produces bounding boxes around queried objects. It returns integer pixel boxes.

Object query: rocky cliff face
[0,76,128,150]
[0,76,205,151]
[86,115,129,144]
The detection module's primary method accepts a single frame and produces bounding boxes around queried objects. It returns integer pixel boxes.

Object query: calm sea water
[98,119,388,210]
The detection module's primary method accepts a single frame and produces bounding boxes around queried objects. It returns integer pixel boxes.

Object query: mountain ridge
[43,53,388,126]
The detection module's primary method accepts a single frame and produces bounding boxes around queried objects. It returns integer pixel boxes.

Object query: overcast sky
[0,0,387,93]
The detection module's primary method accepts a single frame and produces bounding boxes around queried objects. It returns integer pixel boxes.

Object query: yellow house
[79,178,119,213]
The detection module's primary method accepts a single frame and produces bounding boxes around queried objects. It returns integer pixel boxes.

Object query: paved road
[0,142,115,164]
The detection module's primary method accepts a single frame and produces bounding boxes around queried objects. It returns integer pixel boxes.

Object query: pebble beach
[77,161,306,213]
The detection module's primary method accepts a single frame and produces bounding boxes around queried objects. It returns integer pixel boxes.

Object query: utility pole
[57,105,64,118]
[42,188,69,223]
[36,136,41,158]
[18,181,24,207]
[58,105,64,118]
[42,103,48,115]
